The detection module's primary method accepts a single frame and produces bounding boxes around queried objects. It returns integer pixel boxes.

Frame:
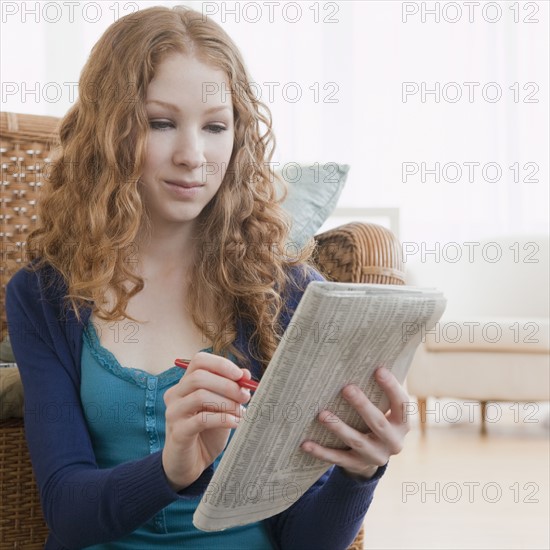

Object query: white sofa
[404,234,550,434]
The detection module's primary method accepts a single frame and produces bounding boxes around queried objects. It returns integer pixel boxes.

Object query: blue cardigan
[6,262,387,550]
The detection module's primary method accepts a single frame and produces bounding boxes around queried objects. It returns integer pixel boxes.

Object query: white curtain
[2,0,547,244]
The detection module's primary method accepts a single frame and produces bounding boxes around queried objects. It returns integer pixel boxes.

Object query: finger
[340,385,393,440]
[185,351,245,383]
[165,388,247,423]
[316,402,398,458]
[340,386,405,454]
[240,368,253,381]
[186,369,252,402]
[317,408,377,452]
[300,440,388,470]
[374,368,413,429]
[165,369,251,408]
[170,407,242,438]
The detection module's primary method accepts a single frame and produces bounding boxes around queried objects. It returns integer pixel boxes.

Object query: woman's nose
[172,130,205,169]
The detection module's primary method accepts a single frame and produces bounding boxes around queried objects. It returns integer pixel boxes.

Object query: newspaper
[193,282,446,531]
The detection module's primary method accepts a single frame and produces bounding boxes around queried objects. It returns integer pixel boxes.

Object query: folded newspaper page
[193,282,446,531]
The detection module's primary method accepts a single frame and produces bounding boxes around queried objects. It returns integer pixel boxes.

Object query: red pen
[174,358,259,392]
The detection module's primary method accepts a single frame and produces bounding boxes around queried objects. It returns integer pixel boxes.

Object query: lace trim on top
[83,321,213,389]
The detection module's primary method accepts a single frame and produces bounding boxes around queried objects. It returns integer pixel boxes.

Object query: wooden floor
[362,399,550,550]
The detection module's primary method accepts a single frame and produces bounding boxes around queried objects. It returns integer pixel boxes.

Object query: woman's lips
[164,180,204,198]
[165,180,204,188]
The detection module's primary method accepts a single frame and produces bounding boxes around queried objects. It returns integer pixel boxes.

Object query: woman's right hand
[162,352,252,491]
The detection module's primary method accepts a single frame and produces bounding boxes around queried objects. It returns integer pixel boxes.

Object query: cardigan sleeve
[263,264,388,550]
[263,463,387,550]
[5,266,212,549]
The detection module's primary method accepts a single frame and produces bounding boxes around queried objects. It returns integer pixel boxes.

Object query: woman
[6,5,410,549]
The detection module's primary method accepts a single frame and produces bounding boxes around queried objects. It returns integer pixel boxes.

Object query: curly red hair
[25,5,319,373]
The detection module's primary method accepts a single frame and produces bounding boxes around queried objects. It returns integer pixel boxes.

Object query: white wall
[2,1,548,248]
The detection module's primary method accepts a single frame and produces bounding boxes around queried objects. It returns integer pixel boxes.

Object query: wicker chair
[0,111,405,549]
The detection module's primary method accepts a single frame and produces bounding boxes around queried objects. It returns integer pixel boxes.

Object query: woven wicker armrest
[313,222,406,286]
[0,417,49,548]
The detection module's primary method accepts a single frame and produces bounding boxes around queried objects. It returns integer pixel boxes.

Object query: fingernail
[377,368,389,380]
[241,387,251,398]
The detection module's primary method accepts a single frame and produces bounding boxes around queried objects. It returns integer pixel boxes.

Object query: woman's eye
[148,121,226,133]
[149,120,173,131]
[206,124,226,134]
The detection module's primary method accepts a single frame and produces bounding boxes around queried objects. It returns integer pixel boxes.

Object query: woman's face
[140,52,234,231]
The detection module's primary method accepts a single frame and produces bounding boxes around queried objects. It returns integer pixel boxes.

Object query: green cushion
[0,366,24,419]
[0,336,15,362]
[277,162,349,250]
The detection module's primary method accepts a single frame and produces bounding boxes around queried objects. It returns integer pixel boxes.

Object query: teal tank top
[80,321,274,549]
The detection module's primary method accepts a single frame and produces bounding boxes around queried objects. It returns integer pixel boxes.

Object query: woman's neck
[134,222,198,280]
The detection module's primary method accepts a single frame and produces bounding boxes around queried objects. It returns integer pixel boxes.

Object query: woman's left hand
[300,367,411,480]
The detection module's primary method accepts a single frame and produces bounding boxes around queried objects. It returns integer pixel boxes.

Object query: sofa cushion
[0,366,24,419]
[407,345,550,401]
[0,337,15,362]
[277,162,349,250]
